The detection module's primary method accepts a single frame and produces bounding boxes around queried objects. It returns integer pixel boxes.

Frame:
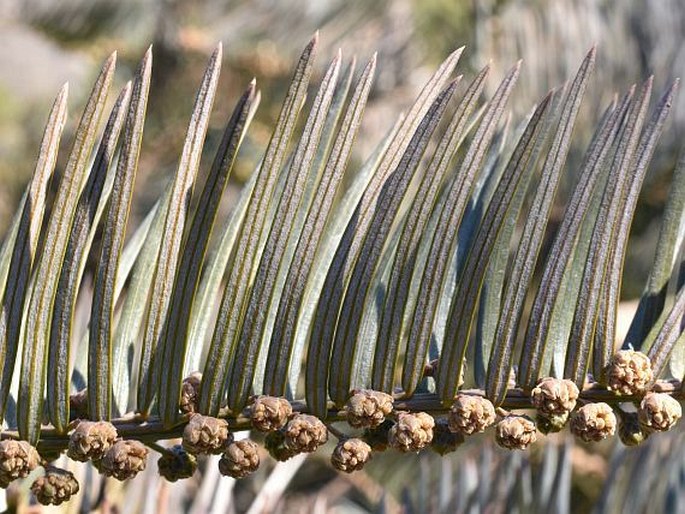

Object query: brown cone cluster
[219,439,260,478]
[331,438,372,472]
[531,377,579,416]
[605,350,653,396]
[448,394,496,435]
[31,467,79,506]
[2,369,681,510]
[249,396,293,432]
[344,389,394,429]
[180,372,203,414]
[638,392,682,432]
[431,418,465,455]
[0,440,40,487]
[100,440,148,480]
[183,414,232,455]
[157,445,197,482]
[388,412,434,452]
[284,414,328,453]
[495,415,537,450]
[67,420,117,462]
[570,402,617,442]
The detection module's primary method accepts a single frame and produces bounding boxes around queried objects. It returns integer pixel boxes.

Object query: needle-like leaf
[300,116,400,408]
[186,173,255,372]
[328,79,458,406]
[645,285,685,379]
[518,91,629,389]
[184,95,262,368]
[185,94,262,375]
[48,82,131,432]
[89,49,151,422]
[0,85,68,424]
[156,79,257,425]
[264,55,376,397]
[667,241,685,379]
[564,78,653,387]
[427,102,493,370]
[458,89,556,405]
[372,65,489,393]
[474,102,559,387]
[137,45,222,414]
[481,47,595,405]
[0,193,26,306]
[306,49,464,416]
[283,121,396,400]
[252,60,356,395]
[226,53,342,412]
[594,80,679,377]
[20,53,116,443]
[71,172,164,402]
[107,196,161,414]
[200,34,319,416]
[625,154,685,350]
[402,61,520,398]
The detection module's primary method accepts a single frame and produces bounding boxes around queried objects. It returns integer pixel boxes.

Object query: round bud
[531,377,579,416]
[331,438,372,473]
[182,414,232,455]
[495,415,537,450]
[219,439,260,479]
[67,421,117,462]
[344,390,394,429]
[31,467,79,505]
[180,372,202,414]
[157,445,197,482]
[570,402,617,442]
[0,440,40,486]
[388,412,435,452]
[448,395,496,435]
[249,396,293,432]
[100,440,148,481]
[638,392,682,433]
[605,350,653,396]
[283,414,328,453]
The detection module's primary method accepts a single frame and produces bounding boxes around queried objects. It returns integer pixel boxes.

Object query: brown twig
[1,380,680,453]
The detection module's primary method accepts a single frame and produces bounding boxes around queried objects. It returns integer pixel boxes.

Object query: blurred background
[1,0,684,512]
